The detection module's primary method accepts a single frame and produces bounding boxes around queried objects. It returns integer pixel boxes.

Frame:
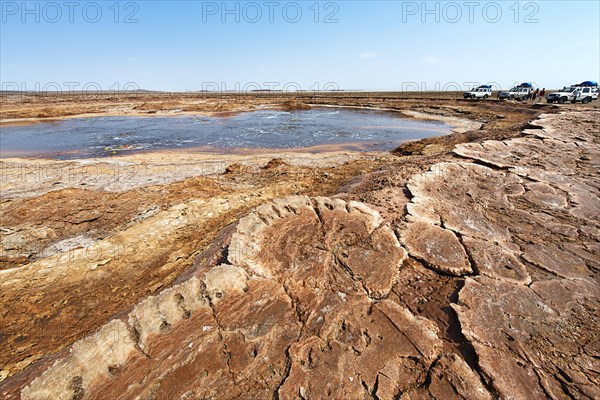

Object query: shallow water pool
[0,108,451,159]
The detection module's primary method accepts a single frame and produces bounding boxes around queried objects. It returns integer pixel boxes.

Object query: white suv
[499,84,533,101]
[547,82,599,104]
[463,85,492,99]
[572,85,599,104]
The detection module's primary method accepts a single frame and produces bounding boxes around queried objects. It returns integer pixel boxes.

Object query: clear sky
[1,0,599,91]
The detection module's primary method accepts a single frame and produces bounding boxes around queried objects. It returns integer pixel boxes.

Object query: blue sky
[1,1,599,91]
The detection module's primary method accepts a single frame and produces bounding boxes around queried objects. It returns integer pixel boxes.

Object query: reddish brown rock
[523,182,568,209]
[400,222,472,276]
[406,162,518,242]
[11,266,301,400]
[229,196,406,299]
[453,276,600,400]
[279,300,443,399]
[6,197,454,400]
[402,353,492,400]
[522,243,591,279]
[263,158,288,169]
[462,236,531,285]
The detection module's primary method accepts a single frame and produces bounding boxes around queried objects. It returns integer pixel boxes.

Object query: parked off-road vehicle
[546,87,577,104]
[463,85,492,99]
[546,81,599,104]
[499,87,517,100]
[570,81,598,104]
[499,82,533,101]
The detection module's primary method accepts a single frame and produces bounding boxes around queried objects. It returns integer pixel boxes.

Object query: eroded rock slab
[454,111,599,232]
[400,221,471,276]
[279,300,442,399]
[399,110,599,399]
[407,162,518,243]
[404,158,594,281]
[454,277,600,400]
[4,197,461,400]
[8,262,301,400]
[462,236,531,285]
[229,196,406,299]
[401,353,493,400]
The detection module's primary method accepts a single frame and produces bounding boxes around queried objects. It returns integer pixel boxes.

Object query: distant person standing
[539,88,546,101]
[532,88,539,101]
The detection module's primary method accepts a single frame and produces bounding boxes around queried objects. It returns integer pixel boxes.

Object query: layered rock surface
[1,110,598,399]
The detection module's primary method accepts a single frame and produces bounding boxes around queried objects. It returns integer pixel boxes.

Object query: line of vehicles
[463,81,599,103]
